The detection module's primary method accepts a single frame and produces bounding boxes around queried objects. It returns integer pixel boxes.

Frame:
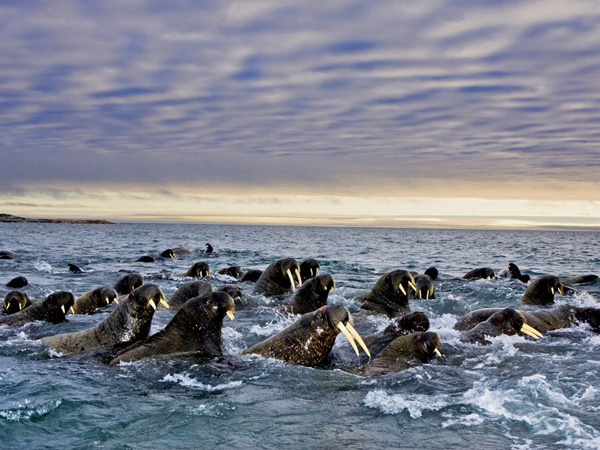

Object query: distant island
[0,213,113,224]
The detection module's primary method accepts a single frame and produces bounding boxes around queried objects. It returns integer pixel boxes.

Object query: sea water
[0,223,598,449]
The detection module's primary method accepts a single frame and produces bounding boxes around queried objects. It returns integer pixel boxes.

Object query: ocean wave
[0,399,62,422]
[161,373,243,391]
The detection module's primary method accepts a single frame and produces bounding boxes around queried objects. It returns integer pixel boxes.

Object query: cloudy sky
[1,1,599,228]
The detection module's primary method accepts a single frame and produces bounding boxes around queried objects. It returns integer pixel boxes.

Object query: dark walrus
[240,269,263,283]
[110,291,235,365]
[169,280,213,310]
[41,284,167,355]
[71,285,119,315]
[359,270,417,318]
[299,258,320,282]
[498,263,530,283]
[113,273,144,295]
[6,276,28,289]
[0,291,75,326]
[459,308,543,345]
[180,261,210,278]
[254,258,302,296]
[463,267,496,280]
[520,275,564,306]
[2,291,32,315]
[289,274,335,315]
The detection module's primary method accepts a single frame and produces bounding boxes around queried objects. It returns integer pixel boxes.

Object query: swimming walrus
[240,269,263,283]
[110,291,235,365]
[68,263,84,273]
[113,273,144,295]
[559,274,598,286]
[288,274,335,315]
[180,261,210,278]
[242,304,370,367]
[6,276,28,289]
[455,305,600,334]
[463,267,496,280]
[253,258,302,296]
[2,291,32,314]
[217,266,243,278]
[459,308,543,345]
[219,284,242,301]
[300,258,320,282]
[359,270,417,318]
[41,284,167,356]
[171,247,192,256]
[71,285,119,315]
[498,263,530,283]
[169,281,213,309]
[160,249,176,259]
[361,331,443,376]
[205,243,214,254]
[136,255,155,263]
[413,274,435,300]
[520,275,564,306]
[0,291,75,326]
[0,250,16,260]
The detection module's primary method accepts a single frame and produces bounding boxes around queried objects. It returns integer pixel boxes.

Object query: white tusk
[337,322,359,357]
[310,268,314,277]
[286,269,296,292]
[434,348,443,358]
[426,291,430,300]
[113,297,119,305]
[550,287,554,295]
[226,310,235,320]
[159,299,170,309]
[346,323,370,357]
[409,281,417,292]
[105,297,110,304]
[61,305,65,314]
[316,268,320,275]
[149,299,157,310]
[295,268,302,286]
[69,306,75,314]
[398,283,407,296]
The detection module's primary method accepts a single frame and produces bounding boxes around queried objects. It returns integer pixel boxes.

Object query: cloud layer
[1,1,599,202]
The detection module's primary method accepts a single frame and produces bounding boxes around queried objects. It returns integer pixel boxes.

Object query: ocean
[0,223,598,449]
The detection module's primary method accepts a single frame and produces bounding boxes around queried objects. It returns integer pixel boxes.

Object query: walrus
[172,247,192,256]
[455,305,600,334]
[6,276,28,288]
[41,284,167,356]
[160,249,176,258]
[300,258,320,282]
[113,273,144,295]
[206,243,213,253]
[242,304,369,367]
[180,261,210,278]
[71,285,119,315]
[424,267,438,280]
[463,267,495,280]
[335,311,430,366]
[253,258,302,296]
[361,332,443,376]
[460,308,543,345]
[0,291,75,326]
[498,263,530,283]
[219,284,242,301]
[413,274,435,300]
[559,274,598,286]
[110,291,235,365]
[2,291,32,314]
[136,255,155,263]
[68,263,84,273]
[217,266,243,278]
[288,274,335,315]
[521,275,564,306]
[169,281,213,309]
[240,269,263,283]
[0,250,16,260]
[359,270,417,318]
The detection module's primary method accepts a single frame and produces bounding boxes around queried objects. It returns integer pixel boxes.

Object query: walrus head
[125,284,168,326]
[217,266,243,278]
[113,273,144,295]
[424,266,438,280]
[2,291,31,315]
[573,307,600,331]
[393,311,430,334]
[507,263,530,283]
[300,258,321,282]
[463,267,496,280]
[253,258,302,296]
[45,291,77,323]
[488,309,543,338]
[183,261,210,278]
[6,276,28,289]
[160,249,176,259]
[521,275,564,305]
[169,281,213,309]
[414,274,435,300]
[289,274,335,315]
[243,304,369,366]
[361,270,417,317]
[96,286,119,306]
[219,284,242,301]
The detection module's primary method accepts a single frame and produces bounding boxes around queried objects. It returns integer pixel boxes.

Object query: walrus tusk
[418,291,422,299]
[520,323,543,339]
[332,280,336,289]
[426,291,430,300]
[286,269,296,292]
[408,281,417,292]
[310,268,314,277]
[61,305,66,314]
[346,323,370,357]
[149,299,157,310]
[398,284,407,296]
[226,310,235,320]
[337,322,359,357]
[69,306,75,314]
[434,348,443,358]
[316,268,320,275]
[550,287,554,295]
[159,299,170,309]
[557,285,564,295]
[19,304,23,311]
[295,268,302,287]
[113,297,119,305]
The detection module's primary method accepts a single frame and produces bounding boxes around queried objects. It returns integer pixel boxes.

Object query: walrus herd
[1,248,598,376]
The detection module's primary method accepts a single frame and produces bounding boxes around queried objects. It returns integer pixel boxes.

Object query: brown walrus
[459,308,543,345]
[169,280,213,310]
[520,275,564,306]
[254,258,302,296]
[0,291,75,326]
[288,274,335,315]
[71,285,119,315]
[2,291,32,315]
[358,270,417,318]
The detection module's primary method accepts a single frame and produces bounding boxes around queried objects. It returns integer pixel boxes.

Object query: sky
[1,1,599,228]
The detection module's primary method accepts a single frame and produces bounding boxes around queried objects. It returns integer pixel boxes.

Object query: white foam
[441,413,484,428]
[161,373,243,391]
[188,402,236,418]
[249,314,295,336]
[221,327,245,355]
[363,389,452,418]
[34,261,53,272]
[0,399,62,422]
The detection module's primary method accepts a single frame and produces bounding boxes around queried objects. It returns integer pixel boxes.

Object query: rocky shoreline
[0,213,113,224]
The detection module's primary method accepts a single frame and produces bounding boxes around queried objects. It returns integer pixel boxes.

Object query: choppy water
[0,223,599,449]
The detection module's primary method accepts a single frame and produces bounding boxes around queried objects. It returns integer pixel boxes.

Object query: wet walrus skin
[463,267,496,280]
[413,274,435,300]
[169,281,213,310]
[240,269,263,283]
[254,258,302,296]
[180,261,210,278]
[242,304,369,367]
[362,332,442,376]
[2,291,32,315]
[299,258,320,283]
[559,274,598,286]
[42,284,166,355]
[520,275,565,306]
[0,292,75,326]
[110,291,235,365]
[359,270,417,318]
[71,286,119,315]
[459,308,543,345]
[455,305,600,334]
[288,274,335,315]
[113,273,144,295]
